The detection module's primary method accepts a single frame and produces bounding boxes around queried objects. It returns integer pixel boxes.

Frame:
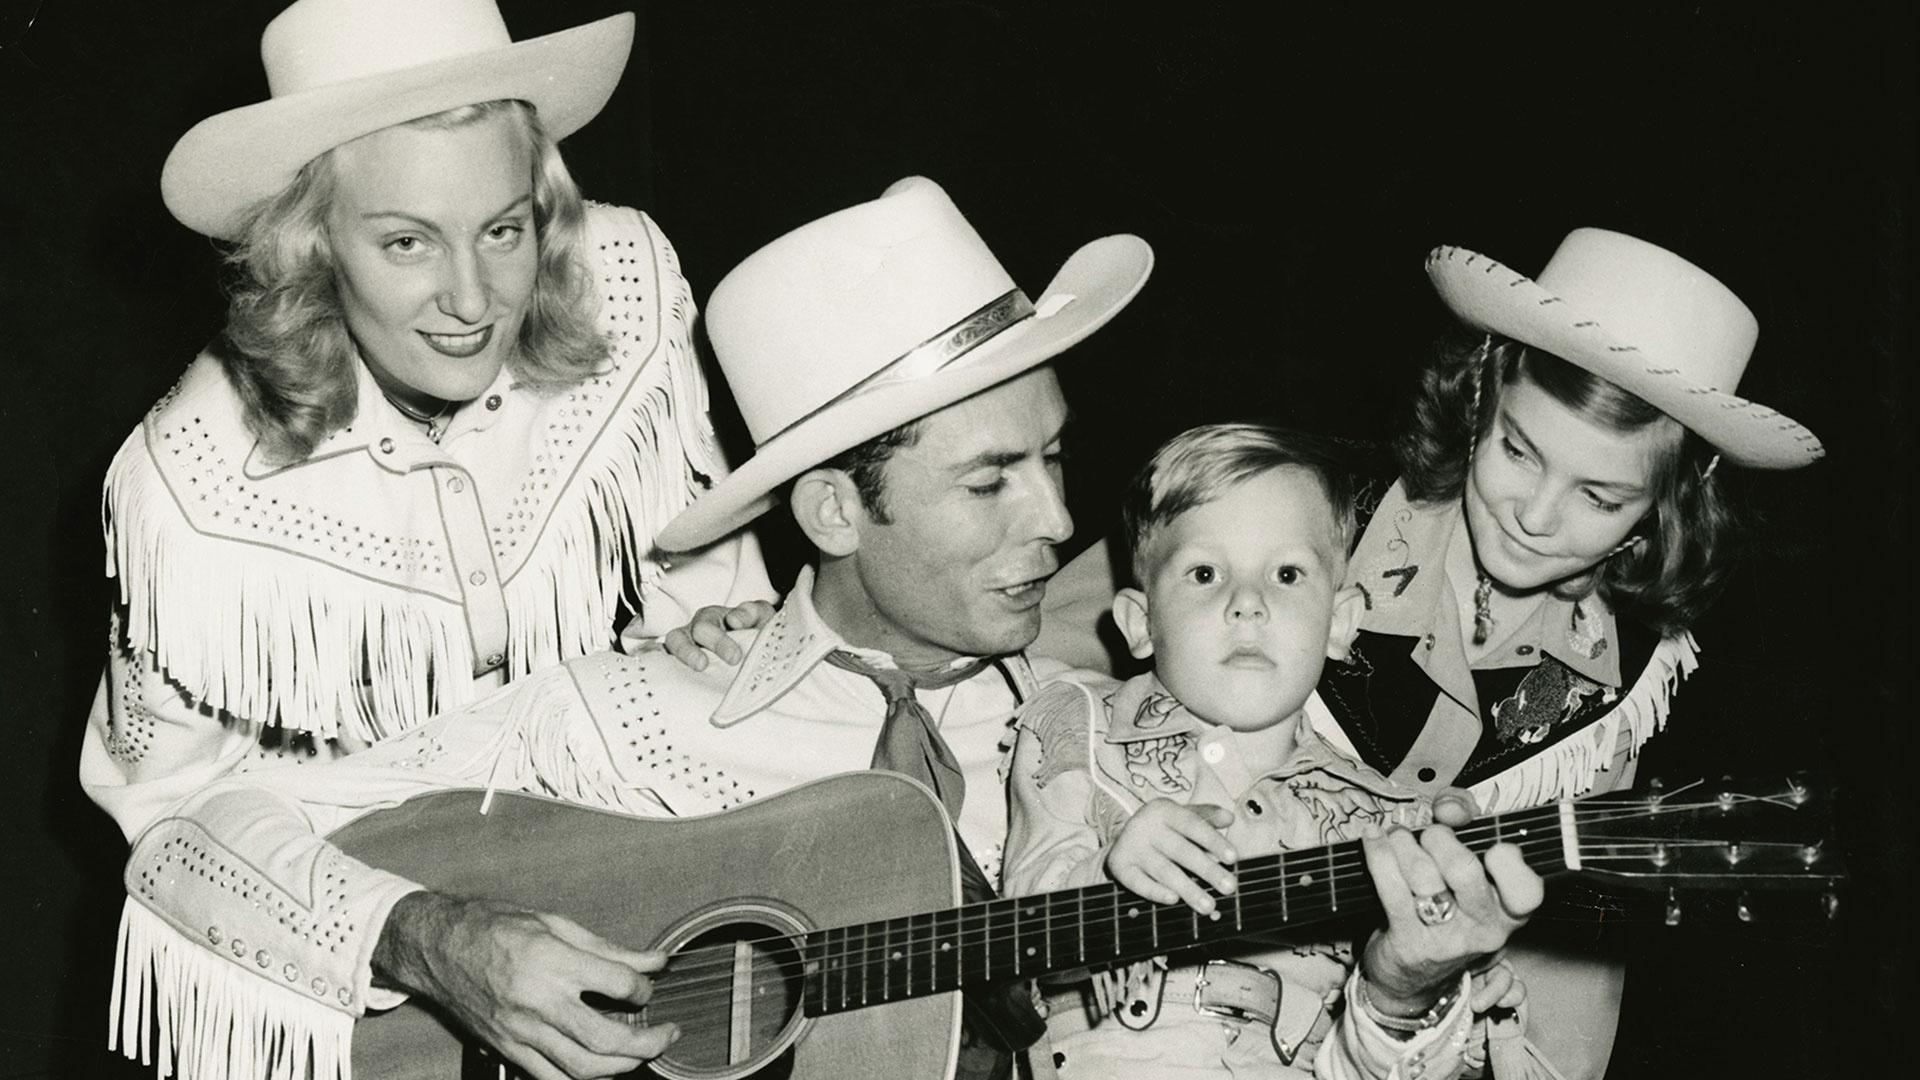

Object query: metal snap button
[378,437,395,454]
[485,652,504,668]
[448,476,466,494]
[1516,644,1535,656]
[469,570,488,586]
[485,394,503,411]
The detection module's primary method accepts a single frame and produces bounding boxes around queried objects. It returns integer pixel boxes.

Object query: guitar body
[332,773,963,1080]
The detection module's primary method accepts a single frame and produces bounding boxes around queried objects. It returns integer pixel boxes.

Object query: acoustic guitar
[332,772,1843,1080]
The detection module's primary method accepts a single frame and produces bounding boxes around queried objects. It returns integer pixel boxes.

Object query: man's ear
[1111,587,1156,660]
[789,469,865,558]
[1324,582,1366,662]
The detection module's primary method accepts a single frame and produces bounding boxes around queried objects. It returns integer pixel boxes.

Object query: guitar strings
[641,829,1613,1017]
[639,794,1799,1009]
[643,831,1802,1019]
[639,794,1795,1012]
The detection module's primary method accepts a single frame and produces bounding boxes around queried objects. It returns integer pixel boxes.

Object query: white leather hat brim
[162,14,633,239]
[1428,245,1824,469]
[655,233,1154,552]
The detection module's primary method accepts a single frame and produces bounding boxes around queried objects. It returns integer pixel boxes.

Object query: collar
[1102,673,1203,743]
[711,565,996,726]
[242,357,516,479]
[1352,482,1622,687]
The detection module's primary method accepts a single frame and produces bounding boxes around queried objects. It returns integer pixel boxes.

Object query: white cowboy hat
[161,0,633,239]
[654,176,1153,552]
[1428,228,1823,469]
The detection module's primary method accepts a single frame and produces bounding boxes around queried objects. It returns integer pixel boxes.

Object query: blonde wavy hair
[212,99,609,463]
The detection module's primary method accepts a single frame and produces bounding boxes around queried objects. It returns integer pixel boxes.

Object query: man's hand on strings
[374,891,679,1080]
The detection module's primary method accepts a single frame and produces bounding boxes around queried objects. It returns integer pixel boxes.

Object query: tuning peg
[1717,783,1736,812]
[1800,843,1822,866]
[1723,842,1743,866]
[1649,843,1671,867]
[1786,777,1810,805]
[1737,893,1755,923]
[1665,889,1683,926]
[1823,891,1841,921]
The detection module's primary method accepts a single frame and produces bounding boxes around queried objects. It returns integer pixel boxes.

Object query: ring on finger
[1414,890,1457,926]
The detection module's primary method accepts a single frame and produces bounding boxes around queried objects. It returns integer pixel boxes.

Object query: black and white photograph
[1,2,1910,1078]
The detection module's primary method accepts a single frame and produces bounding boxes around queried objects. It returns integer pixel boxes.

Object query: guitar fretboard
[802,803,1569,1016]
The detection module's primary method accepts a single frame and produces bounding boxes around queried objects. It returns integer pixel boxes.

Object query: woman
[89,2,768,1068]
[1029,227,1824,1077]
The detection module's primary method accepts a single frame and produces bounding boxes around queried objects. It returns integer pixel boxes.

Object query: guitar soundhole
[638,904,811,1080]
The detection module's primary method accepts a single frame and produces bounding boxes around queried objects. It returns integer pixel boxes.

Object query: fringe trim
[110,900,354,1080]
[103,438,468,744]
[103,213,722,744]
[499,273,723,680]
[479,665,651,814]
[1469,631,1700,814]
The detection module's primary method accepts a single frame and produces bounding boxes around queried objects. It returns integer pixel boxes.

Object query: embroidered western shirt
[1004,672,1474,1080]
[1311,481,1696,815]
[110,566,1057,1079]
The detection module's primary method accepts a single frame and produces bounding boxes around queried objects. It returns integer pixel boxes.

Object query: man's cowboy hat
[1427,228,1823,469]
[654,177,1153,552]
[162,0,632,239]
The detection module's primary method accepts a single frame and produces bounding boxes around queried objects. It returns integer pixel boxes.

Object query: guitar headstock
[1565,776,1845,899]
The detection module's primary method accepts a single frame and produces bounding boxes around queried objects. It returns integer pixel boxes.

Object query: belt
[1147,962,1333,1066]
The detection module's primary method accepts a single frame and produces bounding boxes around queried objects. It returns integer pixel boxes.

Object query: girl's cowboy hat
[1427,228,1823,469]
[655,176,1153,552]
[162,0,632,239]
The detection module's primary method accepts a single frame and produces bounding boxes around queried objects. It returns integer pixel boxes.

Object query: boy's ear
[789,469,865,558]
[1324,582,1366,662]
[1111,588,1156,660]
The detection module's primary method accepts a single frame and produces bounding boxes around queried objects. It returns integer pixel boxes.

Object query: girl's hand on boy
[1105,800,1237,916]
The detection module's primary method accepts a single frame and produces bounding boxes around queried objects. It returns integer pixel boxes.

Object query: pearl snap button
[378,437,395,454]
[469,570,488,586]
[448,476,465,494]
[1201,742,1225,764]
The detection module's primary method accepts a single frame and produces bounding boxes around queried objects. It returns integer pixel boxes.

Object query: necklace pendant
[1471,572,1496,647]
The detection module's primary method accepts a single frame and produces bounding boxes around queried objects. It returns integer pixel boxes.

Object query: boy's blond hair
[1123,423,1359,585]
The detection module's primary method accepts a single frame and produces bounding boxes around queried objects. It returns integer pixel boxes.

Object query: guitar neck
[802,803,1572,1017]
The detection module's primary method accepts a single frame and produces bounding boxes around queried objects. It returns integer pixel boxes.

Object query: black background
[1,3,1911,1077]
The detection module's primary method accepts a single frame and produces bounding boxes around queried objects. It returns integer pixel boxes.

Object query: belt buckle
[1192,959,1281,1026]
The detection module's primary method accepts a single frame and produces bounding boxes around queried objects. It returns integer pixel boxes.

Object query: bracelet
[1354,975,1459,1039]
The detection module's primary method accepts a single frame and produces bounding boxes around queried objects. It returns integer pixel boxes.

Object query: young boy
[1004,424,1520,1079]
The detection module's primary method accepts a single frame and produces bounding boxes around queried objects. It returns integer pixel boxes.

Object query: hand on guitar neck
[1357,789,1543,1020]
[1108,783,1544,1025]
[371,891,680,1080]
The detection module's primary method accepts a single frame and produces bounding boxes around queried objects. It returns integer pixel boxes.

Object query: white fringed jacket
[83,203,773,1021]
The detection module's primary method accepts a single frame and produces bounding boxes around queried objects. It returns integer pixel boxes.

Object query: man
[110,179,1538,1080]
[108,176,1150,1080]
